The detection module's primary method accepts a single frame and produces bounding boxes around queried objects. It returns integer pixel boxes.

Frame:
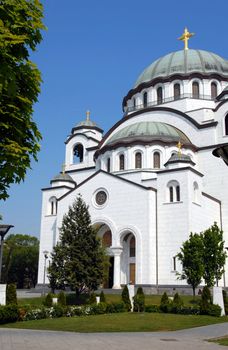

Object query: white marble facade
[37,45,228,292]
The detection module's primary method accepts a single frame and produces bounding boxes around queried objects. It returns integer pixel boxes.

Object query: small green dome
[75,119,99,128]
[106,121,191,145]
[135,49,228,87]
[51,173,74,183]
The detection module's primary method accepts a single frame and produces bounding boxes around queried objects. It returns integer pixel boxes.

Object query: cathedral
[37,29,228,293]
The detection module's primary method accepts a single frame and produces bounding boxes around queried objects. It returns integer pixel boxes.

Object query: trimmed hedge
[0,305,19,324]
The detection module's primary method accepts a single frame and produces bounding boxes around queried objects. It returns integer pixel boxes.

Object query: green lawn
[2,313,227,333]
[209,336,228,346]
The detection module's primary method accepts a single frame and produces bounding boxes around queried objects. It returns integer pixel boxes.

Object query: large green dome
[134,49,228,87]
[106,121,191,145]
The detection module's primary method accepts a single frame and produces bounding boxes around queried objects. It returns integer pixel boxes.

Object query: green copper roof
[75,119,99,128]
[51,173,74,182]
[134,49,228,87]
[107,121,190,144]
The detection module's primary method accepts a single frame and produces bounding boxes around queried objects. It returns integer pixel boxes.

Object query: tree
[0,0,45,200]
[177,233,204,296]
[48,195,107,296]
[201,223,226,287]
[2,234,39,288]
[121,285,131,311]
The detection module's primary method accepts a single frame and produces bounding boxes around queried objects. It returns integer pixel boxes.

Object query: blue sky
[1,0,228,238]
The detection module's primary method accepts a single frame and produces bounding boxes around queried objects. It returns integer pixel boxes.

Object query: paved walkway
[0,323,227,350]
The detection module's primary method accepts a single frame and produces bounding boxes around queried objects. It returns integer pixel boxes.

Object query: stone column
[112,248,123,289]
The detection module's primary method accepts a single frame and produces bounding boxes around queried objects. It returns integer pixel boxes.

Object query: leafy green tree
[133,287,145,312]
[0,0,45,200]
[177,233,204,296]
[199,286,212,314]
[160,292,170,313]
[48,195,107,296]
[100,291,106,303]
[47,243,66,293]
[121,285,131,311]
[6,284,17,305]
[201,223,226,287]
[2,234,39,288]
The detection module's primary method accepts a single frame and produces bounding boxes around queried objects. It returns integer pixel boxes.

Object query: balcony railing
[124,93,214,114]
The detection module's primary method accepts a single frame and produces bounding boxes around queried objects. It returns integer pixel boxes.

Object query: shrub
[121,285,132,311]
[50,305,64,318]
[160,292,170,313]
[176,306,200,315]
[200,286,212,315]
[0,305,19,324]
[100,291,106,303]
[58,291,66,306]
[43,293,53,307]
[171,293,183,313]
[145,304,160,313]
[6,284,17,305]
[133,287,145,312]
[208,304,222,317]
[89,302,107,315]
[89,293,97,304]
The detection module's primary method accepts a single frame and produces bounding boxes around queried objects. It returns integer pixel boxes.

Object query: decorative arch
[174,83,181,100]
[157,86,163,104]
[153,151,161,168]
[119,154,125,170]
[73,143,84,163]
[135,152,142,169]
[49,196,57,215]
[192,81,200,98]
[211,82,217,99]
[167,180,181,202]
[92,217,117,244]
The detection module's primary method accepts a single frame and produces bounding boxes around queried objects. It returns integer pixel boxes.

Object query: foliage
[6,283,17,305]
[0,304,19,324]
[89,293,97,304]
[48,195,107,295]
[199,286,212,315]
[0,0,45,200]
[133,287,145,312]
[207,304,222,317]
[177,233,204,296]
[171,292,184,313]
[65,293,89,306]
[58,291,66,306]
[201,223,226,287]
[2,234,39,288]
[43,293,53,308]
[145,304,160,313]
[100,291,106,303]
[159,292,170,313]
[121,285,132,311]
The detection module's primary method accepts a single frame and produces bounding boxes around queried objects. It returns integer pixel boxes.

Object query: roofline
[202,192,221,204]
[71,125,103,134]
[50,179,76,185]
[123,72,228,106]
[65,166,96,174]
[164,158,196,167]
[58,169,156,201]
[157,166,204,177]
[41,185,74,192]
[65,132,100,145]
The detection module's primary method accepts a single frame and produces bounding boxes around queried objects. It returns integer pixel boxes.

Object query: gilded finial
[86,110,90,121]
[62,163,66,174]
[177,141,183,158]
[178,27,194,50]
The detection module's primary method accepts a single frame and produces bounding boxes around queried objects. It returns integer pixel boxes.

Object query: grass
[209,336,228,346]
[2,313,227,333]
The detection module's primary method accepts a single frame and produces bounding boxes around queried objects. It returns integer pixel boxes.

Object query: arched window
[107,158,111,173]
[157,87,163,104]
[176,185,180,202]
[102,231,112,248]
[73,143,84,163]
[153,152,160,168]
[49,197,57,215]
[192,81,199,98]
[211,82,217,99]
[225,114,228,135]
[143,92,148,107]
[119,154,125,170]
[174,83,181,100]
[169,187,174,202]
[193,182,199,203]
[135,152,142,169]
[129,236,136,257]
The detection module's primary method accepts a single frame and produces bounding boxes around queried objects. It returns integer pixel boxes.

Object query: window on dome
[157,87,163,104]
[133,97,136,108]
[225,115,228,135]
[135,152,142,169]
[153,152,160,168]
[211,82,217,99]
[129,236,136,257]
[107,158,111,173]
[192,82,199,99]
[174,83,181,100]
[143,92,148,108]
[119,154,125,170]
[73,143,84,163]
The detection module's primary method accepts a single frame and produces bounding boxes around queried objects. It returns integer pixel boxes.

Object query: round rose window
[95,191,107,206]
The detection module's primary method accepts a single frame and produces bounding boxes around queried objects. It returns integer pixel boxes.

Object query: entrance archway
[121,232,136,285]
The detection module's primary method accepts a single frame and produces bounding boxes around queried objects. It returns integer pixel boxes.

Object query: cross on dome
[178,27,195,50]
[86,110,91,121]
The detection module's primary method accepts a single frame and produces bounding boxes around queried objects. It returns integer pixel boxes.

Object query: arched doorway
[95,223,114,288]
[121,232,136,285]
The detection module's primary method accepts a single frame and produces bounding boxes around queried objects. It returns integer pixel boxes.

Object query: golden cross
[177,141,183,157]
[178,27,194,50]
[86,110,90,121]
[61,163,66,174]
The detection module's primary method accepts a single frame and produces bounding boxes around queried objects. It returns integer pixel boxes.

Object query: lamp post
[0,225,14,283]
[42,250,49,296]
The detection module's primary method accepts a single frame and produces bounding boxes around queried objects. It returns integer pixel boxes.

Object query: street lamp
[42,250,49,296]
[212,144,228,166]
[0,225,14,283]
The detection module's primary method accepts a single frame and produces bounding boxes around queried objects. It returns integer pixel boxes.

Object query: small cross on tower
[86,110,90,121]
[178,27,194,50]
